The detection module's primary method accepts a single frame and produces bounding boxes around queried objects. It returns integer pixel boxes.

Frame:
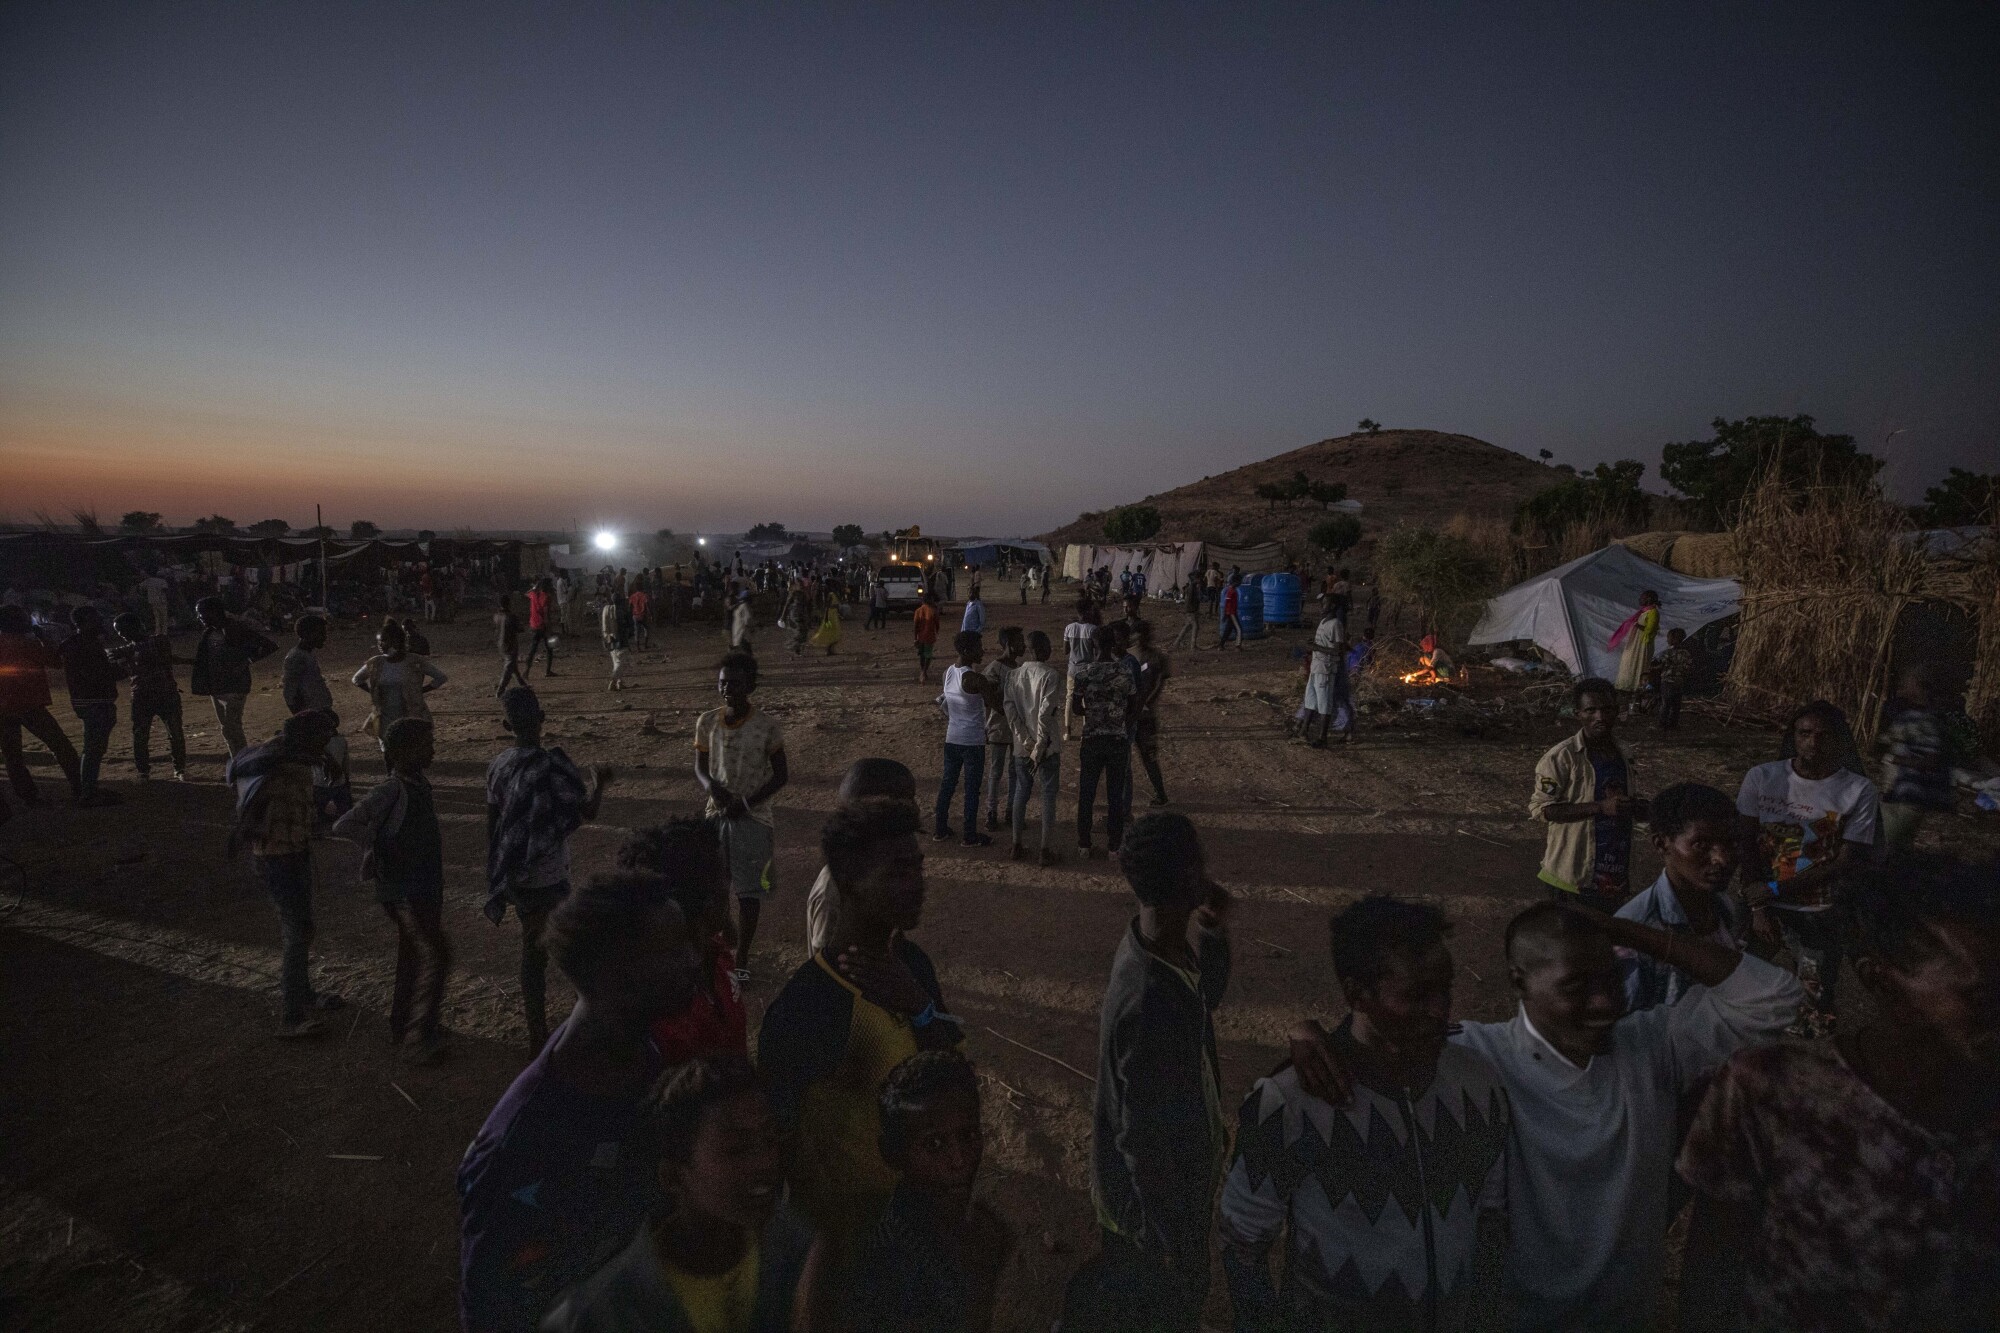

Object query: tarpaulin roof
[1201,541,1288,575]
[1469,544,1740,678]
[0,531,525,587]
[957,538,1050,564]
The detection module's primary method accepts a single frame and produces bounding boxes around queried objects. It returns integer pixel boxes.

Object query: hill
[1038,428,1564,560]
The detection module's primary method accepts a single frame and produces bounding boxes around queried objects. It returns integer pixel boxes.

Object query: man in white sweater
[1004,630,1065,865]
[1292,899,1800,1331]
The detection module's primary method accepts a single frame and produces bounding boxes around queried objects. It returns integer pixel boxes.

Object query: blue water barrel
[1259,572,1302,627]
[1238,579,1266,639]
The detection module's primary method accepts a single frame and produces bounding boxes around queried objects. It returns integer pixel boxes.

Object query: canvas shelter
[1469,543,1740,679]
[1060,541,1206,593]
[955,538,1050,567]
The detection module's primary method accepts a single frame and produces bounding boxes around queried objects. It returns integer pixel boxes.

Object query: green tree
[247,518,291,537]
[1375,526,1498,633]
[1660,415,1881,523]
[120,510,164,533]
[192,514,237,534]
[349,519,381,539]
[1102,505,1162,543]
[1358,418,1382,434]
[745,521,789,542]
[1514,460,1650,536]
[831,523,866,547]
[1537,449,1553,461]
[1918,467,2000,527]
[301,525,336,539]
[1308,514,1363,558]
[1306,479,1348,507]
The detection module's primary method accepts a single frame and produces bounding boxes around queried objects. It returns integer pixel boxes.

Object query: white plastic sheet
[1469,544,1739,679]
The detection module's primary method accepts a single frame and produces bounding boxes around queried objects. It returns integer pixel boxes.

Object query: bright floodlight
[592,531,617,551]
[697,537,707,546]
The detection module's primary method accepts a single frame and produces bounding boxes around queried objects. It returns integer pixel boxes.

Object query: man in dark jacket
[57,605,126,806]
[1073,811,1232,1333]
[190,595,277,757]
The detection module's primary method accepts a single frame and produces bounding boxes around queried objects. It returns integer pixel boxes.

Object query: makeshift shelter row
[955,538,1050,567]
[1057,539,1289,592]
[0,531,531,593]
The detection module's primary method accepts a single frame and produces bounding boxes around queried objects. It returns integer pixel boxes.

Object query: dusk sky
[3,3,1994,536]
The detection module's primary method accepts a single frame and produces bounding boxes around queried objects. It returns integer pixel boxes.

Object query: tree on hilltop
[1254,470,1346,510]
[1661,415,1880,524]
[1358,419,1382,434]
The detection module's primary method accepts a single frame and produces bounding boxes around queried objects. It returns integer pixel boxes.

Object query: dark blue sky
[4,2,1994,534]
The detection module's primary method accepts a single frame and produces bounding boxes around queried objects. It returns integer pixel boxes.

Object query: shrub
[1514,460,1649,540]
[1308,514,1363,558]
[1375,525,1499,633]
[1103,505,1162,543]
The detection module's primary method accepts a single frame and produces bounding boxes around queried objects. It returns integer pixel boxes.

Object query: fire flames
[1401,652,1442,686]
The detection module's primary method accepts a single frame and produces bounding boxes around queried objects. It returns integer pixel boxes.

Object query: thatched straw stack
[1668,532,1739,578]
[1961,557,2000,748]
[1614,530,1686,566]
[1727,472,1996,743]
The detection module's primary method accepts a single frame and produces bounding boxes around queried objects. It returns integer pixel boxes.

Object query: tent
[1201,541,1289,575]
[1060,541,1205,594]
[1469,544,1740,679]
[955,538,1050,567]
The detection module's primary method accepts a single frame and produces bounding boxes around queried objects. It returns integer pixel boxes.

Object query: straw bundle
[1962,562,2000,749]
[1667,532,1739,578]
[1614,530,1687,566]
[1725,472,1991,744]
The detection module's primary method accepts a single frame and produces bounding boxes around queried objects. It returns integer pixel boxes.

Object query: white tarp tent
[1061,542,1205,594]
[1469,544,1740,679]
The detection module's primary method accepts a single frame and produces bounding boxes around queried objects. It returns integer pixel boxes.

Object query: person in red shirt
[913,592,941,684]
[617,818,748,1065]
[0,605,84,805]
[524,577,558,677]
[627,586,651,649]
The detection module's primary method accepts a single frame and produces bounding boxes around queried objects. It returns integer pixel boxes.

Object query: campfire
[1400,659,1443,686]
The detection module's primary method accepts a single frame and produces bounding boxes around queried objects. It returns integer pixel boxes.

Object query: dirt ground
[2,596,1985,1332]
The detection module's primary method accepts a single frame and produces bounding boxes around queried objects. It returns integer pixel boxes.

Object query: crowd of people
[1,561,1994,1333]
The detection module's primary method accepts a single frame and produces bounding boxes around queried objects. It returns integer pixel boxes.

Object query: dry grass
[1444,502,1650,590]
[1726,469,1996,743]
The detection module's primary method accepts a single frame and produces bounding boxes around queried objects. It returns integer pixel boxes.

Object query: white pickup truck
[875,562,929,614]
